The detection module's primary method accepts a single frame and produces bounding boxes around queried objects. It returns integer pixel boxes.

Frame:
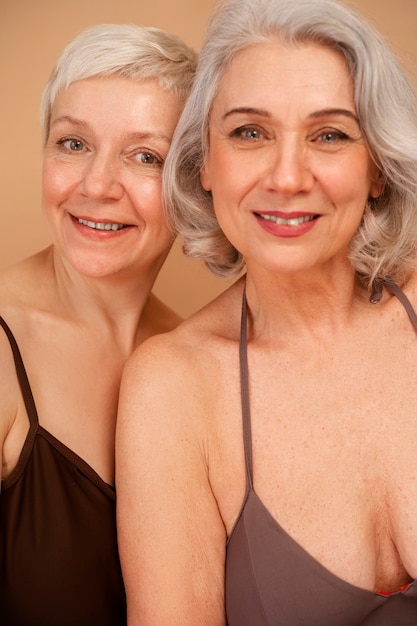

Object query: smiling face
[42,75,182,279]
[200,42,383,279]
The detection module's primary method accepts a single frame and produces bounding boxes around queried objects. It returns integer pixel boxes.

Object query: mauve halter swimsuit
[225,279,417,626]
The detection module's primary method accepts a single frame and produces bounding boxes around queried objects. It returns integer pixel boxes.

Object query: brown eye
[58,138,85,151]
[134,151,163,167]
[69,139,83,151]
[140,153,157,164]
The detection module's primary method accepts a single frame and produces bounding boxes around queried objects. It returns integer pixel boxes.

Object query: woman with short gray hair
[0,22,196,625]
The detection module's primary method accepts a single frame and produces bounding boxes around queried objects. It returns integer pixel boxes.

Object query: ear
[200,162,212,192]
[369,169,385,199]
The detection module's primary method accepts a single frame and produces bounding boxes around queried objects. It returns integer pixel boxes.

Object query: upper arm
[116,337,227,626]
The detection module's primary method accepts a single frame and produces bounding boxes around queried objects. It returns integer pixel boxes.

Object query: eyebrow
[309,108,359,123]
[50,115,172,143]
[222,107,270,120]
[222,106,359,123]
[50,115,88,129]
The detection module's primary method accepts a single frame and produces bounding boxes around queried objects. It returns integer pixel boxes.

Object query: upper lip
[72,213,132,226]
[254,210,320,227]
[74,214,126,224]
[256,211,318,218]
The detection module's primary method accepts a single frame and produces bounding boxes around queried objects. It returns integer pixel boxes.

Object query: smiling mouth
[77,218,126,231]
[258,214,317,226]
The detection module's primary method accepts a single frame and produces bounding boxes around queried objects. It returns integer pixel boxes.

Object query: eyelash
[314,130,350,144]
[134,151,164,167]
[230,126,264,141]
[229,125,352,145]
[55,138,164,168]
[56,137,85,152]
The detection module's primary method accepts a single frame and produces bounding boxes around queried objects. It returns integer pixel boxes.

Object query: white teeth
[260,214,315,226]
[78,218,125,231]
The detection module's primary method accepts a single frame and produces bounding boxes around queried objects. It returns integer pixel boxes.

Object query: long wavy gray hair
[163,0,417,288]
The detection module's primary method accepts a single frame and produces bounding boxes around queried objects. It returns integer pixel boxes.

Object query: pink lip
[69,213,132,239]
[254,211,320,238]
[256,210,317,219]
[71,213,127,225]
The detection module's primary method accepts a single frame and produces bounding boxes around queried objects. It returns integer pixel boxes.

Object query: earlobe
[200,164,212,191]
[369,170,386,199]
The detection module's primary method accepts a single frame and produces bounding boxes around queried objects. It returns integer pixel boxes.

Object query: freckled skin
[201,43,382,279]
[116,42,417,626]
[42,75,181,280]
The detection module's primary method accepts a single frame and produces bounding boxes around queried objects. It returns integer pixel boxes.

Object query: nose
[263,136,314,195]
[81,152,124,201]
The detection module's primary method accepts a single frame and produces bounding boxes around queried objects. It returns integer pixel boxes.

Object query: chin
[65,252,127,279]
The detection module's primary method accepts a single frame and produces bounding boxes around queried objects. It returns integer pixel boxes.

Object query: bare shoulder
[119,279,244,443]
[0,249,55,480]
[116,283,244,625]
[123,279,244,393]
[0,264,26,304]
[0,250,49,309]
[0,259,36,442]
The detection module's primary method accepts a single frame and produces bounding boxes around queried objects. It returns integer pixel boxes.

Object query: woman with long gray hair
[117,1,417,623]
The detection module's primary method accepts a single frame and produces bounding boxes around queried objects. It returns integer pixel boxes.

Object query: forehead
[49,75,181,137]
[213,41,354,116]
[52,75,177,112]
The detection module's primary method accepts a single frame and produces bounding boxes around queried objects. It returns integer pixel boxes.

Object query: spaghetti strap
[0,315,39,427]
[239,287,253,490]
[383,277,417,331]
[238,276,417,493]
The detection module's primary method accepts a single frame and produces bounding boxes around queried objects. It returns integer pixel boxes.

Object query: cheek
[203,153,246,203]
[130,177,165,223]
[320,157,373,207]
[41,165,60,214]
[200,143,238,194]
[42,159,75,204]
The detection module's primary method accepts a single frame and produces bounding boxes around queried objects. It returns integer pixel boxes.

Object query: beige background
[1,0,416,317]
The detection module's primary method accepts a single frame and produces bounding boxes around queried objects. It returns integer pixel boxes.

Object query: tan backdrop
[1,0,416,316]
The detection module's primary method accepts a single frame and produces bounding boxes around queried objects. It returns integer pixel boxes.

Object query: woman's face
[201,42,383,277]
[42,75,181,279]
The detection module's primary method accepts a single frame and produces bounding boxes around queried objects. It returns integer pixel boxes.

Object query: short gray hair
[163,0,417,287]
[41,23,197,145]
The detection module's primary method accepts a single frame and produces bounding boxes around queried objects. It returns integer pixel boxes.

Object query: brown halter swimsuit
[0,316,126,625]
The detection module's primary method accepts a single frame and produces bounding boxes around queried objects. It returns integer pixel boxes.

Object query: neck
[43,246,163,349]
[244,261,370,340]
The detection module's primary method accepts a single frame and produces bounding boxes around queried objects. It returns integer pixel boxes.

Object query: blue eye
[243,129,261,140]
[318,130,349,143]
[231,126,263,141]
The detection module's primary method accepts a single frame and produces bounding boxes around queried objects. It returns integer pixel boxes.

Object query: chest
[214,319,417,592]
[20,329,125,484]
